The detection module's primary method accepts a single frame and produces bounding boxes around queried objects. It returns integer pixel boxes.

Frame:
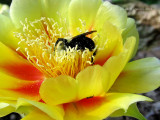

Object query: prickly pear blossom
[0,0,159,120]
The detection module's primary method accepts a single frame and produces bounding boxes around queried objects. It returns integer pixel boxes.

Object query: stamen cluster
[14,17,96,78]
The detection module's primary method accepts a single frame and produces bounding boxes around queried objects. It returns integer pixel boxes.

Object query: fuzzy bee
[54,30,96,51]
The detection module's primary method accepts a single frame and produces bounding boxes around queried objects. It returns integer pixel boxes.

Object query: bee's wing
[72,30,97,39]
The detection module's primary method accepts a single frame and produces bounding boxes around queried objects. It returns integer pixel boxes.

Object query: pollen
[14,17,97,78]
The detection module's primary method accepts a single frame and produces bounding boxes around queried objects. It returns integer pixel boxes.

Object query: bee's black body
[55,31,96,51]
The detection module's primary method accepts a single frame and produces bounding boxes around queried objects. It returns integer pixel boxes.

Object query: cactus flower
[0,0,159,120]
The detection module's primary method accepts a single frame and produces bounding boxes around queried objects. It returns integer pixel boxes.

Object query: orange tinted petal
[0,42,43,100]
[0,70,43,100]
[1,63,44,81]
[94,21,123,66]
[77,97,105,111]
[8,80,43,96]
[0,42,44,81]
[64,93,151,120]
[103,37,136,90]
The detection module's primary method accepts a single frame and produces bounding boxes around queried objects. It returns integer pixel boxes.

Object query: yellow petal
[41,0,71,34]
[42,0,71,20]
[17,98,64,120]
[0,103,15,117]
[21,109,54,120]
[0,103,15,113]
[103,37,136,90]
[10,0,42,28]
[0,70,42,100]
[0,42,21,64]
[64,93,151,120]
[0,15,19,50]
[10,0,71,28]
[94,21,123,65]
[76,65,109,100]
[95,1,127,30]
[0,97,17,117]
[63,103,79,120]
[81,93,151,119]
[0,97,17,106]
[0,42,44,81]
[40,75,77,105]
[68,0,102,35]
[40,65,110,105]
[110,57,160,93]
[64,103,99,120]
[122,18,139,58]
[0,43,43,100]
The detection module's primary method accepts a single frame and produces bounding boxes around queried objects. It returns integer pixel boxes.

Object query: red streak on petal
[1,64,44,81]
[63,103,68,111]
[77,97,105,109]
[39,99,45,103]
[95,40,121,66]
[95,55,112,66]
[16,51,27,60]
[9,80,43,96]
[87,24,94,38]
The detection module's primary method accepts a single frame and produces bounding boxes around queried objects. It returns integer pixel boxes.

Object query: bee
[54,30,96,51]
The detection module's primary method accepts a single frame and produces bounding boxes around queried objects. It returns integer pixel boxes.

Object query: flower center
[15,17,97,78]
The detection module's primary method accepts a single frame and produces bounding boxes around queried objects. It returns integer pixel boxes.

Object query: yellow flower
[0,0,159,120]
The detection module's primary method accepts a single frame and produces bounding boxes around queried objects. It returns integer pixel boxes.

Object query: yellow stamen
[14,17,96,78]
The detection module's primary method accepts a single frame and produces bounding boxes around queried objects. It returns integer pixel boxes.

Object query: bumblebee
[54,30,96,51]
